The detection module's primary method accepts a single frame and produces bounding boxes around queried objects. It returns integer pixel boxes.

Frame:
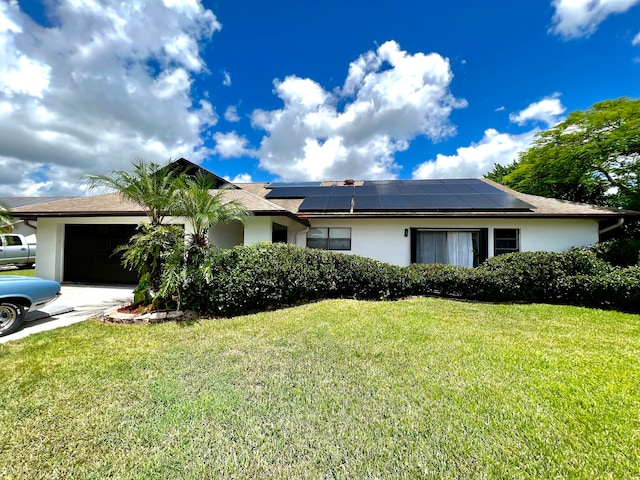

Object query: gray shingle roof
[7,179,638,220]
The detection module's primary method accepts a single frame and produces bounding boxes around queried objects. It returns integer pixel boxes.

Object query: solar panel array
[265,179,534,212]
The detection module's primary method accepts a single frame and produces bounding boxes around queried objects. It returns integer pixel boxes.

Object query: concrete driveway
[0,284,134,344]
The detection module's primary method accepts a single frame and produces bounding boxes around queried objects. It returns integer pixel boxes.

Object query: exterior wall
[36,216,148,281]
[36,214,309,282]
[301,217,600,266]
[210,220,244,248]
[243,216,272,245]
[241,215,308,245]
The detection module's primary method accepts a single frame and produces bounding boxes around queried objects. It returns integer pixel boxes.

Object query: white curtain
[446,232,474,267]
[416,231,447,264]
[416,231,474,267]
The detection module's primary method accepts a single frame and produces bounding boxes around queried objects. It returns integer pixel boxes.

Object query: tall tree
[486,97,640,210]
[83,159,182,225]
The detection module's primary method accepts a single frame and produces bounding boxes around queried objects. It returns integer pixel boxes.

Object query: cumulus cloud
[412,96,567,179]
[508,93,565,126]
[224,105,240,122]
[213,131,253,158]
[0,0,220,196]
[226,173,253,183]
[550,0,640,38]
[252,40,466,181]
[412,129,537,179]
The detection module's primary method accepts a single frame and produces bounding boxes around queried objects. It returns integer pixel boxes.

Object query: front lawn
[1,298,638,478]
[0,267,35,276]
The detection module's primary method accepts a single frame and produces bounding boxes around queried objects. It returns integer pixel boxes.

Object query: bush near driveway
[179,243,640,316]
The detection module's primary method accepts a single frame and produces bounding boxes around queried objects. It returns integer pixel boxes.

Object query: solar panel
[266,178,534,212]
[432,194,470,209]
[325,196,352,211]
[266,187,323,198]
[380,195,411,209]
[298,196,328,211]
[406,195,439,209]
[492,195,534,210]
[398,183,426,195]
[353,195,382,210]
[421,183,450,194]
[375,183,403,195]
[323,186,355,197]
[461,194,503,209]
[443,183,476,194]
[468,182,502,194]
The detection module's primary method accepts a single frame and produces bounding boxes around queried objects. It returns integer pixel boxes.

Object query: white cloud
[633,32,640,45]
[412,129,537,179]
[227,173,253,183]
[508,93,565,126]
[550,0,640,38]
[252,40,466,181]
[413,96,567,179]
[222,70,232,86]
[224,105,240,122]
[0,0,220,196]
[213,131,253,158]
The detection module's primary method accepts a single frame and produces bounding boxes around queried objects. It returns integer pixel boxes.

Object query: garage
[63,224,138,284]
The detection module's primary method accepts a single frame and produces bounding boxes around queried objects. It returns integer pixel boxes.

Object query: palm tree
[0,201,13,233]
[83,159,182,225]
[174,171,248,249]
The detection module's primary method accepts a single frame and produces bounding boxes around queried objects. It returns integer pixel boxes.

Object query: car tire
[0,302,25,337]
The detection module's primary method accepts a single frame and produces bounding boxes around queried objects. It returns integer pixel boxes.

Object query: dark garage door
[64,224,138,284]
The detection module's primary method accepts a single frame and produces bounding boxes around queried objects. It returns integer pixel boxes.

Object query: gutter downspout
[599,217,624,235]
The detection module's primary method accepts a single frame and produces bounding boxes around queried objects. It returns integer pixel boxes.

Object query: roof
[6,158,638,222]
[0,196,77,209]
[238,178,639,219]
[8,189,309,226]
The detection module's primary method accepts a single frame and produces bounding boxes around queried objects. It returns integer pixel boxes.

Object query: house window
[411,229,488,267]
[494,228,520,256]
[307,227,351,251]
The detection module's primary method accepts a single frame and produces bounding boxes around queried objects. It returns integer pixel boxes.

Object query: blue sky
[1,0,639,195]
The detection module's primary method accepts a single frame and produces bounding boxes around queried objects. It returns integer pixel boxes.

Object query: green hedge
[180,244,639,316]
[588,238,640,266]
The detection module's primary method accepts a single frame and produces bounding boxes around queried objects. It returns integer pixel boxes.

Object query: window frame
[306,227,352,251]
[493,228,520,256]
[410,228,488,267]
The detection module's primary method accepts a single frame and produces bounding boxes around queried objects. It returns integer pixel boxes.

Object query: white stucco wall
[301,217,600,266]
[210,220,244,248]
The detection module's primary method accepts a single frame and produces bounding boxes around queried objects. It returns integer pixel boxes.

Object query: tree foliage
[83,159,183,225]
[0,201,13,233]
[173,171,248,249]
[486,97,640,210]
[84,159,249,308]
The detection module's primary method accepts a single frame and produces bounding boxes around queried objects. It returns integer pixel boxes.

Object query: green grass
[1,298,639,479]
[0,267,35,276]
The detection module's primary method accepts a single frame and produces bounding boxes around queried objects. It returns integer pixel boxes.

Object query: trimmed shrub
[181,243,411,317]
[180,243,639,317]
[471,249,612,303]
[588,238,640,267]
[405,263,475,299]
